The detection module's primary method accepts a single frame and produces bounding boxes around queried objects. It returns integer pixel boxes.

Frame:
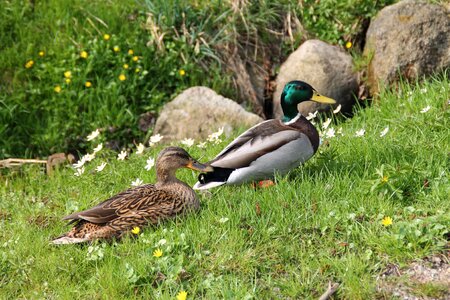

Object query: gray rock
[154,87,263,141]
[273,39,358,118]
[364,0,450,95]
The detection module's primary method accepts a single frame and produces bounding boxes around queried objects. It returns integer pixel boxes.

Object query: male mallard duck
[193,80,336,190]
[52,147,212,244]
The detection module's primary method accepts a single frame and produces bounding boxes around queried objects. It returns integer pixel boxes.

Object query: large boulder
[273,39,358,118]
[154,87,263,141]
[364,0,450,94]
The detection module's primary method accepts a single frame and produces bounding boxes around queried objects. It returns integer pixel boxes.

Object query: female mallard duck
[193,80,336,190]
[52,147,212,244]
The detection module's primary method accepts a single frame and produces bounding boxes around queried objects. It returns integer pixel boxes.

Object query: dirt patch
[377,249,450,299]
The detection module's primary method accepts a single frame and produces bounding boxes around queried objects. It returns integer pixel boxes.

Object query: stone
[273,39,358,118]
[138,112,156,132]
[364,0,450,95]
[154,87,263,141]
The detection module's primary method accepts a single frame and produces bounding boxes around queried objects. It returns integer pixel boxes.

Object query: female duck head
[156,147,213,182]
[280,81,336,122]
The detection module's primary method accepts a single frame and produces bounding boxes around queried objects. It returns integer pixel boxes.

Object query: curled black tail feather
[198,167,234,184]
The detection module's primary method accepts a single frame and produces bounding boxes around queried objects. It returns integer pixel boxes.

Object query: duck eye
[295,85,303,90]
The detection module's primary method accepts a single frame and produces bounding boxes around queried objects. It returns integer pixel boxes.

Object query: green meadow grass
[1,77,449,299]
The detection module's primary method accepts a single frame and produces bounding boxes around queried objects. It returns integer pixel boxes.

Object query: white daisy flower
[420,105,431,113]
[379,126,389,137]
[145,157,155,171]
[333,104,342,114]
[95,162,107,172]
[322,118,332,130]
[149,134,163,147]
[86,129,100,141]
[323,127,336,139]
[136,143,145,155]
[74,166,85,177]
[219,217,229,223]
[306,111,318,120]
[355,129,365,137]
[208,127,224,142]
[131,178,143,187]
[117,150,127,161]
[82,153,95,162]
[73,157,86,169]
[157,239,167,246]
[197,142,207,149]
[181,138,195,147]
[93,143,103,153]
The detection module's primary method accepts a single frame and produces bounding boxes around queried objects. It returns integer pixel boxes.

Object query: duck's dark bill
[187,161,214,172]
[311,92,336,104]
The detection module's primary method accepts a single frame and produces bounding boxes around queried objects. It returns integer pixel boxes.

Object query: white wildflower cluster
[314,105,344,140]
[135,143,145,155]
[145,157,155,171]
[197,142,207,149]
[131,178,143,187]
[117,150,127,161]
[420,105,431,113]
[207,127,224,144]
[181,138,195,147]
[379,126,389,137]
[306,111,318,121]
[72,130,106,176]
[86,129,100,141]
[355,129,365,137]
[149,134,163,147]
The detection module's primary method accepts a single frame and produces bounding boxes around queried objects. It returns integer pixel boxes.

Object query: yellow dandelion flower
[345,41,352,49]
[103,34,111,41]
[85,81,92,88]
[381,176,388,183]
[54,85,62,93]
[113,46,120,52]
[153,248,163,258]
[38,51,45,57]
[128,49,134,55]
[80,51,88,59]
[131,227,140,235]
[25,60,34,69]
[64,71,72,78]
[135,68,141,73]
[179,69,186,76]
[119,74,126,81]
[123,64,129,69]
[132,56,139,62]
[65,78,71,84]
[176,290,187,300]
[381,216,393,227]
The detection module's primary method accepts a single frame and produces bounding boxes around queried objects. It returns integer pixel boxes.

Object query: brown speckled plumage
[52,147,212,244]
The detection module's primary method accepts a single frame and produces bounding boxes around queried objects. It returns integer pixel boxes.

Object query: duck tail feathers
[193,180,226,190]
[193,167,234,190]
[50,235,89,245]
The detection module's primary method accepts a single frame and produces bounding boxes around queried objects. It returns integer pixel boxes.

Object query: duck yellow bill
[186,161,214,172]
[311,91,336,104]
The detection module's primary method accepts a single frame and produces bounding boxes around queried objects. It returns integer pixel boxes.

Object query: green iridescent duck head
[280,81,336,122]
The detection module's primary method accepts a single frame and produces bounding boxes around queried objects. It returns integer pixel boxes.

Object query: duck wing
[209,119,304,169]
[63,184,176,224]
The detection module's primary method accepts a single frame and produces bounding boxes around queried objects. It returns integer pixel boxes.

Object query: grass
[1,76,449,299]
